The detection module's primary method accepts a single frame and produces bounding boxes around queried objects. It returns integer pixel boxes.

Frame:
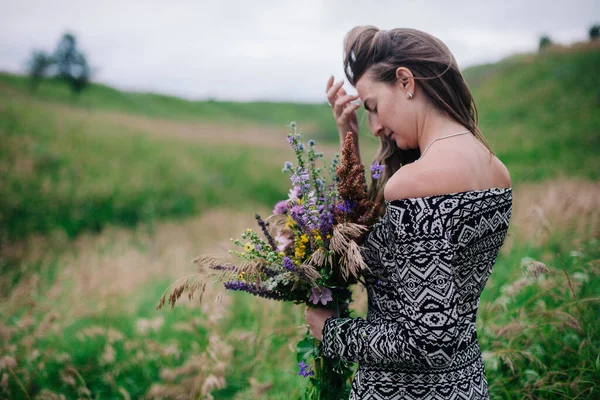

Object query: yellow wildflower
[238,272,246,281]
[295,234,309,259]
[312,229,322,241]
[244,242,253,252]
[286,215,296,228]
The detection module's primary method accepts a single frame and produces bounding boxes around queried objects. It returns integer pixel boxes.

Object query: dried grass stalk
[193,254,234,270]
[237,260,261,275]
[265,214,289,233]
[493,321,527,339]
[524,260,550,279]
[342,241,370,280]
[308,248,326,268]
[298,263,322,285]
[156,274,209,310]
[338,222,368,239]
[330,226,350,254]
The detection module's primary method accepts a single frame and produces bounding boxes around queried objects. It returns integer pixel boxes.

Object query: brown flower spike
[335,132,382,227]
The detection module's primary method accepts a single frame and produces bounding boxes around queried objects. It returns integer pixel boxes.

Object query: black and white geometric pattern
[322,188,513,399]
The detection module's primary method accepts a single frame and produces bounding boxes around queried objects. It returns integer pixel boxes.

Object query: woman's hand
[326,76,361,144]
[305,306,338,341]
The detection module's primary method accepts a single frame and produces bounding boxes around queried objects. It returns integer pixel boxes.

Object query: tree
[590,24,600,41]
[52,33,91,95]
[539,35,553,51]
[26,32,92,95]
[26,50,53,92]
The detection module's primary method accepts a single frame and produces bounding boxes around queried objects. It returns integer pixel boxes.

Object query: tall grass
[1,186,598,399]
[479,240,599,399]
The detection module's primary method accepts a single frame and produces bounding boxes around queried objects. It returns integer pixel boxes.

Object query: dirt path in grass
[2,86,342,154]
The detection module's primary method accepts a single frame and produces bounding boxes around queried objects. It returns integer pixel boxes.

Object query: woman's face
[356,70,416,150]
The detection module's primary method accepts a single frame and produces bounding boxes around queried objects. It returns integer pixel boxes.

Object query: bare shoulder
[383,149,511,202]
[383,162,432,201]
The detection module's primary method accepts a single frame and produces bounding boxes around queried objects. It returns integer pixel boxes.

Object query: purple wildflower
[273,200,288,215]
[224,281,286,301]
[286,132,304,152]
[286,134,296,148]
[309,287,333,306]
[288,186,301,202]
[301,196,321,231]
[370,162,385,180]
[298,361,314,378]
[336,200,356,214]
[290,204,307,230]
[255,214,277,251]
[208,265,236,271]
[319,206,334,237]
[282,257,294,271]
[291,168,310,191]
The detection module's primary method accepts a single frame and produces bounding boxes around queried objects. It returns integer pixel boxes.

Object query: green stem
[9,367,30,400]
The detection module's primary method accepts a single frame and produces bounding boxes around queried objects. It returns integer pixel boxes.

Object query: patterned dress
[322,188,513,399]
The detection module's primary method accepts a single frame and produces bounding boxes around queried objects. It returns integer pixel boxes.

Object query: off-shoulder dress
[322,187,513,399]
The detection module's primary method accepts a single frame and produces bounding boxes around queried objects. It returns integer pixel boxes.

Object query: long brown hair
[343,26,492,209]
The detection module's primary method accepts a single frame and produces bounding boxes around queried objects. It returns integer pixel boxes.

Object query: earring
[407,92,413,99]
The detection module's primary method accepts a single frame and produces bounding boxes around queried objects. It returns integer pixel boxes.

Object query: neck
[417,108,468,153]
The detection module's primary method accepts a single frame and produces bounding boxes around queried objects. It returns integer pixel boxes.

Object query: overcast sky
[1,0,597,102]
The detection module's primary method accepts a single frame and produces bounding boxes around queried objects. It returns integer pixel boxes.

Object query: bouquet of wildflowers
[158,122,384,399]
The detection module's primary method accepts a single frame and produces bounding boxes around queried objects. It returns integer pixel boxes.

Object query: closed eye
[364,105,377,114]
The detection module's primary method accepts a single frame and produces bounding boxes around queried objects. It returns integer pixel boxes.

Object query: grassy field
[0,41,599,399]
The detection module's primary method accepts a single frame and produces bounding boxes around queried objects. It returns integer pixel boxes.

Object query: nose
[368,113,385,137]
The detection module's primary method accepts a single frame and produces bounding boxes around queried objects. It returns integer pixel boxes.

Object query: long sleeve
[322,206,465,369]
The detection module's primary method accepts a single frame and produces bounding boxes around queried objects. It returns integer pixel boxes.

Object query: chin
[394,137,410,150]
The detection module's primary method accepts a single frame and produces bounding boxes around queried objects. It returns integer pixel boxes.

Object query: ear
[395,67,414,95]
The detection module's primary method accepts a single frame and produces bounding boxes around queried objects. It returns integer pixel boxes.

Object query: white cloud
[0,0,597,102]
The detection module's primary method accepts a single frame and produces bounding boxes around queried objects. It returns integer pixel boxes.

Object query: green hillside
[0,72,339,141]
[466,44,600,181]
[1,42,598,245]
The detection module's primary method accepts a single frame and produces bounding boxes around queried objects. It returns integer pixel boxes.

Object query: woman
[305,26,512,399]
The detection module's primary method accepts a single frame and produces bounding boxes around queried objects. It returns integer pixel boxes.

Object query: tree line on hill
[539,23,599,51]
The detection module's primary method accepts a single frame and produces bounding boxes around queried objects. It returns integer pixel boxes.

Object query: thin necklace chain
[418,130,471,161]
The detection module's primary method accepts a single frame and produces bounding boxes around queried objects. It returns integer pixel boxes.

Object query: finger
[337,87,348,97]
[341,103,360,117]
[333,94,359,116]
[340,103,361,121]
[325,75,334,93]
[326,80,345,106]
